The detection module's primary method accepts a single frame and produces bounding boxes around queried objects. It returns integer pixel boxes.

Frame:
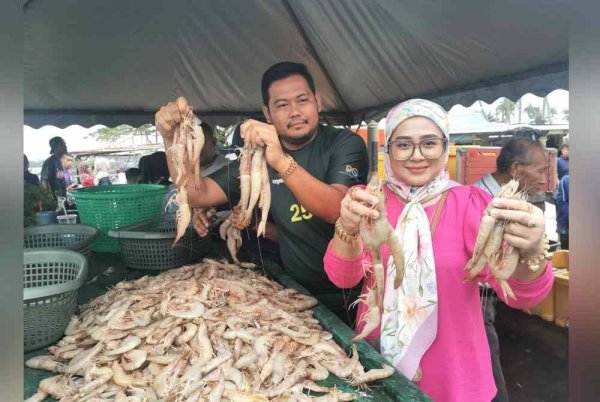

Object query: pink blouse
[324,185,554,402]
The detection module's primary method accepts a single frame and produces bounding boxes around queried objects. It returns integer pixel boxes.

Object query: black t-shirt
[211,124,368,317]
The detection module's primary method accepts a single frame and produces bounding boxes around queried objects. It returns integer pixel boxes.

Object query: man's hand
[155,97,191,142]
[240,119,288,173]
[192,208,211,237]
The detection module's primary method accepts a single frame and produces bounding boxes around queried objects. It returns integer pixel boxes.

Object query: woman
[324,99,554,402]
[93,157,112,186]
[78,162,95,187]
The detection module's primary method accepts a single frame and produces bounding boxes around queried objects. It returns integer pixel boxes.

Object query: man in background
[557,140,569,180]
[556,174,569,249]
[24,154,40,186]
[474,137,549,402]
[61,154,76,190]
[125,167,142,184]
[41,136,68,199]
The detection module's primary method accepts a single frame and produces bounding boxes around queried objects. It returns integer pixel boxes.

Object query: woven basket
[24,224,100,258]
[23,250,88,352]
[68,184,167,253]
[108,213,210,270]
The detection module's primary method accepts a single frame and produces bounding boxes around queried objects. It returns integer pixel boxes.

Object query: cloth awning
[24,0,568,128]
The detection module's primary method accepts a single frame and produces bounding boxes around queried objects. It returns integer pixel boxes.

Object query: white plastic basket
[23,250,88,352]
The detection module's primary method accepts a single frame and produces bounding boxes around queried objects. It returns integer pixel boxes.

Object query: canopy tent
[24,0,568,128]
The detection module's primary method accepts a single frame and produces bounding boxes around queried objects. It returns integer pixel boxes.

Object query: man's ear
[509,161,520,178]
[262,105,272,124]
[315,91,322,113]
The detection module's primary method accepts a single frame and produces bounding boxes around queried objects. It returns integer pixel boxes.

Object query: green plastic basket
[24,224,100,258]
[68,184,167,253]
[23,250,88,352]
[108,213,210,270]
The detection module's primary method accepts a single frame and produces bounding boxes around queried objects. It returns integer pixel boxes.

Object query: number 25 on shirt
[290,204,313,222]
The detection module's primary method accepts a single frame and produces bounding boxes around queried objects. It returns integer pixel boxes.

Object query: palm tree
[524,105,546,124]
[495,99,516,123]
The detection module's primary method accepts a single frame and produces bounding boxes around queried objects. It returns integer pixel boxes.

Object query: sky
[24,90,569,163]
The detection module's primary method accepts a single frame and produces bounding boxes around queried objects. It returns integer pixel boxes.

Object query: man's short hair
[261,61,316,106]
[61,153,73,161]
[125,167,142,180]
[49,136,66,153]
[496,137,545,173]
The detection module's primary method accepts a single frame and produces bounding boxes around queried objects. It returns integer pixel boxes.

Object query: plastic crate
[68,184,167,253]
[108,213,210,270]
[23,250,88,352]
[24,224,100,258]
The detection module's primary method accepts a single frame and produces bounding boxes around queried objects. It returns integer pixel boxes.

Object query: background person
[324,99,554,402]
[23,154,40,186]
[473,136,549,402]
[61,154,76,190]
[556,174,569,249]
[78,162,95,187]
[557,141,569,180]
[93,157,112,186]
[40,136,68,199]
[139,151,172,185]
[125,167,142,184]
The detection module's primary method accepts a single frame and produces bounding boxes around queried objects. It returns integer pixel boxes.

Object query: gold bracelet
[279,154,298,180]
[335,218,359,243]
[520,233,552,271]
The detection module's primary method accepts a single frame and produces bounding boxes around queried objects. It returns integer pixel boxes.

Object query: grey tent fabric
[24,0,568,128]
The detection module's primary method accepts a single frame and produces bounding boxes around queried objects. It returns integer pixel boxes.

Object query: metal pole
[367,120,379,174]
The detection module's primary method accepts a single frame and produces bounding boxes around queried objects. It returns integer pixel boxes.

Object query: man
[24,154,40,186]
[474,137,549,402]
[155,61,368,324]
[476,137,549,197]
[125,167,142,184]
[557,141,569,180]
[61,154,76,190]
[556,174,569,249]
[41,136,68,199]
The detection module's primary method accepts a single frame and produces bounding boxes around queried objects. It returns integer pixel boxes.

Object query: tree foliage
[87,124,159,144]
[495,99,516,123]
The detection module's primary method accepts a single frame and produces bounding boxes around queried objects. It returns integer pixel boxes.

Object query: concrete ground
[496,302,568,402]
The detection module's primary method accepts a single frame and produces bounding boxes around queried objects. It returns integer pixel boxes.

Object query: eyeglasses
[386,137,447,161]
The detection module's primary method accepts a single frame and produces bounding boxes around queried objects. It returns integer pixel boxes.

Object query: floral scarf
[379,99,459,381]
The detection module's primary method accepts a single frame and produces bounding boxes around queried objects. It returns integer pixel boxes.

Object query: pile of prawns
[26,259,394,402]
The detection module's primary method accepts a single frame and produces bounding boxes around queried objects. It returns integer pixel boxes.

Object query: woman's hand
[490,198,545,259]
[338,186,380,235]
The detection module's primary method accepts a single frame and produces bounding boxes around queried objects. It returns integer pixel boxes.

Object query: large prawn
[353,174,405,342]
[464,179,527,300]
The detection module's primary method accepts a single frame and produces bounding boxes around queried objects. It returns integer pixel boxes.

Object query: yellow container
[554,270,569,327]
[378,151,386,180]
[552,250,569,270]
[447,145,457,181]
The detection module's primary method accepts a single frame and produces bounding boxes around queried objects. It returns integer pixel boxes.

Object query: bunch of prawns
[219,143,271,265]
[166,109,205,245]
